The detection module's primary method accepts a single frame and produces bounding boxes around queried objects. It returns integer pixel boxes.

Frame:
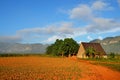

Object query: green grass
[81,58,120,72]
[0,53,63,58]
[86,58,120,63]
[0,53,46,57]
[96,63,120,71]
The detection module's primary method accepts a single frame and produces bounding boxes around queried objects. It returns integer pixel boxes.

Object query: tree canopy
[46,38,79,57]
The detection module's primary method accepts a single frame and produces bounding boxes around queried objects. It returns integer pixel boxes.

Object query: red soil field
[0,56,120,80]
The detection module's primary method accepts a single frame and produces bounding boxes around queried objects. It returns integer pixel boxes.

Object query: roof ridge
[80,42,106,55]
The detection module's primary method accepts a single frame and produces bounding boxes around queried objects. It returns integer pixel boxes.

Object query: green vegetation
[98,63,120,72]
[86,47,95,58]
[46,38,79,57]
[92,59,120,72]
[108,52,115,58]
[82,54,120,72]
[0,53,46,57]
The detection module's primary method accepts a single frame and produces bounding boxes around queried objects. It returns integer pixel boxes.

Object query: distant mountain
[90,36,120,54]
[1,36,120,54]
[0,42,49,54]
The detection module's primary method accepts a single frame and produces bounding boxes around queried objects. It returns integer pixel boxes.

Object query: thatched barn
[77,42,107,58]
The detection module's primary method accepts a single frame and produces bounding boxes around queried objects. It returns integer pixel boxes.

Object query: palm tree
[86,47,95,58]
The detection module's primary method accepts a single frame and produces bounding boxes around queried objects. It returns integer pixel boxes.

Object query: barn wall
[77,44,86,58]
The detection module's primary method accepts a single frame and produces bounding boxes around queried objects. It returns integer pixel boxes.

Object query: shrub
[109,52,115,59]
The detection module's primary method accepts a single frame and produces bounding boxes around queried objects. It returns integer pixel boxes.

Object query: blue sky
[0,0,120,44]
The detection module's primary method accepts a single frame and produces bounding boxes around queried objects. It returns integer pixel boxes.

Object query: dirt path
[70,57,120,80]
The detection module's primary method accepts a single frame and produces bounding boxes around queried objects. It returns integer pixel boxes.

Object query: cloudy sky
[0,0,120,44]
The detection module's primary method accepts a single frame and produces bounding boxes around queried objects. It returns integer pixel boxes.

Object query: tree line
[46,38,79,57]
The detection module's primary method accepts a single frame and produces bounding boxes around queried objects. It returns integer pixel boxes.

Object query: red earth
[70,56,120,80]
[0,56,120,80]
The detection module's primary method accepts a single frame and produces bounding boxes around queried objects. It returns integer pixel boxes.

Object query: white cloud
[92,0,113,10]
[98,36,103,40]
[69,0,113,21]
[87,36,93,40]
[0,22,81,43]
[118,0,120,6]
[1,18,120,43]
[1,22,77,43]
[85,18,120,33]
[92,1,106,10]
[78,41,82,44]
[69,4,93,20]
[22,1,120,43]
[0,1,119,44]
[18,22,74,36]
[0,35,21,43]
[69,0,120,34]
[43,35,64,43]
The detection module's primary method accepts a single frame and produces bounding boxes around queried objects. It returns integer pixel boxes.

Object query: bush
[109,52,115,59]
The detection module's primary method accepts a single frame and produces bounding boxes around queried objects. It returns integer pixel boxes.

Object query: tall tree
[46,39,63,56]
[46,38,79,57]
[46,44,54,55]
[63,38,79,56]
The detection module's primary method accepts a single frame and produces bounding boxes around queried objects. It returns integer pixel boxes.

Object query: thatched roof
[81,42,106,55]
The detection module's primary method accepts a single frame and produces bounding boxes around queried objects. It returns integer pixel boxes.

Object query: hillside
[0,42,48,53]
[90,36,120,54]
[0,36,120,54]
